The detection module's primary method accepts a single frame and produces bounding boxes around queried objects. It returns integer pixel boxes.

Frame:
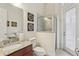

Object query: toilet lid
[33,47,45,52]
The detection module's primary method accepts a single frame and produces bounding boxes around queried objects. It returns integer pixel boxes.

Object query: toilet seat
[33,47,46,56]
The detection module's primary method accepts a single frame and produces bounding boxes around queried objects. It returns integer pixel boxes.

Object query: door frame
[53,16,58,51]
[53,15,60,50]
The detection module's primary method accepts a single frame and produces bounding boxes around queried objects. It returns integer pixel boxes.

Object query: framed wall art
[28,23,34,31]
[11,21,17,27]
[28,12,34,22]
[7,21,10,27]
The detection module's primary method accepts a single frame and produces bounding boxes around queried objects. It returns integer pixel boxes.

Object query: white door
[65,8,76,54]
[0,8,7,40]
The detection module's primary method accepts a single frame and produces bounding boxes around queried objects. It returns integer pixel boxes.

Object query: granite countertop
[0,41,32,56]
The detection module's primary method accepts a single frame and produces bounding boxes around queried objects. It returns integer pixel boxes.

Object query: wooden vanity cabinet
[8,44,33,56]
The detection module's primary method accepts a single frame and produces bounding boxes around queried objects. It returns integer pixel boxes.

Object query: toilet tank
[29,37,37,48]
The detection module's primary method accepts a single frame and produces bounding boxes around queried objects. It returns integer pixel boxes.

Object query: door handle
[64,32,66,36]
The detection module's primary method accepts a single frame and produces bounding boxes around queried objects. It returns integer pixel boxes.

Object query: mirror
[37,15,52,32]
[6,4,23,36]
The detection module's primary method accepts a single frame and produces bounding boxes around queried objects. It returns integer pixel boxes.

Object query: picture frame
[11,21,17,27]
[28,23,34,31]
[28,12,34,22]
[7,21,10,27]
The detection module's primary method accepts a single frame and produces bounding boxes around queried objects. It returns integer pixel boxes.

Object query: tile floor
[56,49,71,56]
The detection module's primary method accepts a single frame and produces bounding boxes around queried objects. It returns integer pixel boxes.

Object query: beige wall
[43,3,55,17]
[16,3,45,16]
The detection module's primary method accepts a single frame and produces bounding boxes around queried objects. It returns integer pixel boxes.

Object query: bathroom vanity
[0,41,33,56]
[7,44,33,56]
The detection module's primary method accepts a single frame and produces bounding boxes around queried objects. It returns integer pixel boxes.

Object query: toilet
[29,37,46,56]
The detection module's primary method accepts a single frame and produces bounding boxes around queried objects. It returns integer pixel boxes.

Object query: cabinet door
[8,45,33,56]
[0,8,7,40]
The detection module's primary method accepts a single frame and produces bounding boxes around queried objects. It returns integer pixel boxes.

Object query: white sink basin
[2,44,22,55]
[3,44,22,50]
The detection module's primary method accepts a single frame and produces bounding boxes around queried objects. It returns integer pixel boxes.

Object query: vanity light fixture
[44,17,51,21]
[11,3,22,7]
